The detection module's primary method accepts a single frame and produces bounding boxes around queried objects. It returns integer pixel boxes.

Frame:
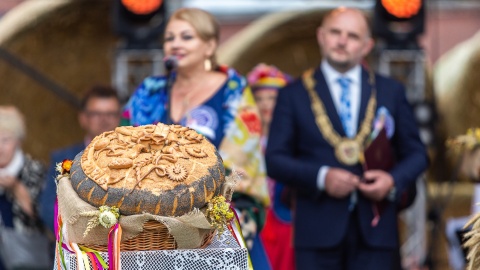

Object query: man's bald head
[317,7,374,73]
[322,7,372,38]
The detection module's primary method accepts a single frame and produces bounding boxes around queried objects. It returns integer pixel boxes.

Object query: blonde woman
[121,7,270,268]
[0,106,48,269]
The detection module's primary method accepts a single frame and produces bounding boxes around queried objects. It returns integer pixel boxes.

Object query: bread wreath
[69,123,225,216]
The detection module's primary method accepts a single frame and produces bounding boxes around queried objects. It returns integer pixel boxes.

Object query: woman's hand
[0,176,34,217]
[0,175,18,189]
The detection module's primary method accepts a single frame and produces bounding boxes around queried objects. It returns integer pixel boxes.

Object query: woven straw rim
[82,220,215,252]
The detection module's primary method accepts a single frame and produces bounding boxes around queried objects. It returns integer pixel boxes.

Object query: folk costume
[248,63,295,270]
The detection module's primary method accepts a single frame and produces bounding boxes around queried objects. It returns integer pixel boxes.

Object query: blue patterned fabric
[122,67,246,149]
[338,77,354,138]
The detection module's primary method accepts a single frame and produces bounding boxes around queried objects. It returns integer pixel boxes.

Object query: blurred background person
[0,106,48,269]
[248,63,295,270]
[121,7,270,269]
[266,7,428,269]
[39,85,121,234]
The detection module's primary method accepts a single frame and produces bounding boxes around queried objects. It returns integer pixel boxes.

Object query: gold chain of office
[302,69,377,166]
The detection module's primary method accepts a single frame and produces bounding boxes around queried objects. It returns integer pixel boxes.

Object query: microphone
[163,56,178,73]
[163,55,177,125]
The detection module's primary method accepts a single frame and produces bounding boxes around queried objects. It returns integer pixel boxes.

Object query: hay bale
[435,31,480,139]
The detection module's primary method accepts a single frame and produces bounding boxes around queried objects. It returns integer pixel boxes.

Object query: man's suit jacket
[39,143,85,233]
[265,67,428,249]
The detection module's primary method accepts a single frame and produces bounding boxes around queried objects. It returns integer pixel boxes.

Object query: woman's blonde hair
[169,8,220,68]
[0,105,26,140]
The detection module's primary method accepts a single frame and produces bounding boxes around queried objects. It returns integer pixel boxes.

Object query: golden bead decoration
[302,69,377,165]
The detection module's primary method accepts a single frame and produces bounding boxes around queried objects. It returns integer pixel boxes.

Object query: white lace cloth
[54,229,248,270]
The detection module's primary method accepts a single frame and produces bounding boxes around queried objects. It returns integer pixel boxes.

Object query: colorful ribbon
[228,207,253,270]
[108,223,122,270]
[80,246,108,269]
[71,243,85,270]
[56,207,109,270]
[54,198,59,241]
[86,252,99,270]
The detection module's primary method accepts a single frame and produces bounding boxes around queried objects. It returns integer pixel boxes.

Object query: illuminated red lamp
[381,0,422,19]
[121,0,163,15]
[373,0,425,49]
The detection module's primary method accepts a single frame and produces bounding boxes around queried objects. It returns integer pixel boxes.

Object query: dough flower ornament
[81,205,120,237]
[55,159,73,180]
[206,195,234,235]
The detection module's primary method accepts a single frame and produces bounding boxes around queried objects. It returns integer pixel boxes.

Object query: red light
[381,0,422,19]
[121,0,163,15]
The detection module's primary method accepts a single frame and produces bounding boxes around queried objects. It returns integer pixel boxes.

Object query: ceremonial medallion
[335,139,361,166]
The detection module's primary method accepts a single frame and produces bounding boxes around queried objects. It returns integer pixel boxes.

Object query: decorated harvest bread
[70,123,225,217]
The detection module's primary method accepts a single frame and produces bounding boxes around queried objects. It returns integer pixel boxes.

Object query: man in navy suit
[265,7,428,270]
[39,85,121,233]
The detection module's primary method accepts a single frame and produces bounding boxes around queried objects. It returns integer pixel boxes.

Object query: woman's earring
[204,59,212,71]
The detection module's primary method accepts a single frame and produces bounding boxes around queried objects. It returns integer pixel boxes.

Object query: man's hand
[358,170,394,201]
[325,168,360,198]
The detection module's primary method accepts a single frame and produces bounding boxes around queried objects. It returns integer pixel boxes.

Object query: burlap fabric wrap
[57,177,213,249]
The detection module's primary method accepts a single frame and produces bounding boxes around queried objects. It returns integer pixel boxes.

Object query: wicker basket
[83,221,216,252]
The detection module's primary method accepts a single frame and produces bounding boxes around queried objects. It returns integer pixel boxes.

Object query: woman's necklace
[170,88,196,123]
[302,68,377,166]
[171,72,225,122]
[172,79,210,122]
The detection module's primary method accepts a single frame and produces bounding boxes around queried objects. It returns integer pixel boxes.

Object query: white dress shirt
[317,60,362,190]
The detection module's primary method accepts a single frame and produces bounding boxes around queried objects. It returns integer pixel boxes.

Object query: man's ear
[362,37,375,57]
